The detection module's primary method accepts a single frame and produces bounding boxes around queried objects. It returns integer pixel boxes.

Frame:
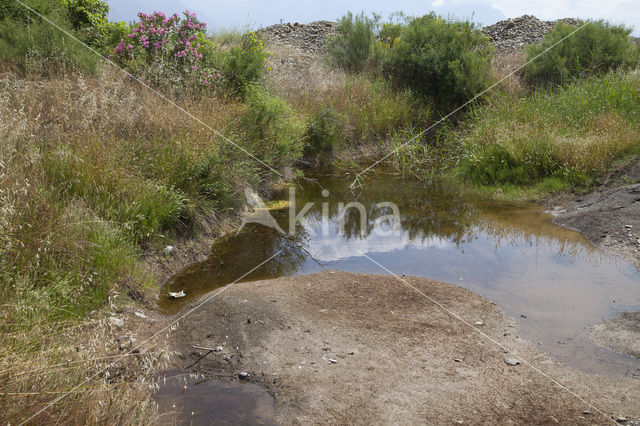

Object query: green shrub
[456,71,640,188]
[326,12,377,71]
[524,21,638,86]
[0,5,100,75]
[61,0,109,46]
[379,13,493,109]
[240,86,305,170]
[213,31,268,97]
[303,107,345,162]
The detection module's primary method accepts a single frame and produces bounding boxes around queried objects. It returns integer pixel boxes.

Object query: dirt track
[168,271,640,424]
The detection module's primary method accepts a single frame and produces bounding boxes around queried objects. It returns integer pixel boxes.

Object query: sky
[105,0,639,34]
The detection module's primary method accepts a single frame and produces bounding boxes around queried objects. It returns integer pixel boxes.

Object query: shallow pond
[153,372,274,425]
[161,171,640,380]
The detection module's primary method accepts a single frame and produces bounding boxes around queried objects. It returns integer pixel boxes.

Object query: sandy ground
[167,271,640,424]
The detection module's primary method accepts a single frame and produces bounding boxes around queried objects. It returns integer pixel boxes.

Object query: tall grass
[455,69,640,188]
[0,67,302,423]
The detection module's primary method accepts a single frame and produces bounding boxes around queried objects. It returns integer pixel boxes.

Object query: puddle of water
[161,172,640,376]
[153,372,274,425]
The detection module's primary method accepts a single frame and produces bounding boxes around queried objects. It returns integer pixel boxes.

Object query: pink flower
[154,41,161,49]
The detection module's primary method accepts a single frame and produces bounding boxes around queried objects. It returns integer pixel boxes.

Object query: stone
[505,358,520,366]
[328,358,338,364]
[239,371,249,379]
[108,317,124,327]
[164,245,175,255]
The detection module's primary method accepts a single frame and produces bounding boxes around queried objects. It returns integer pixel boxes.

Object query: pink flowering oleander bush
[111,10,221,95]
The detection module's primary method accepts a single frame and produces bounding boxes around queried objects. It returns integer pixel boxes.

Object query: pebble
[215,346,223,352]
[328,358,338,364]
[238,372,249,379]
[164,245,175,255]
[474,321,484,326]
[505,358,520,366]
[616,417,628,423]
[223,355,230,361]
[108,317,124,327]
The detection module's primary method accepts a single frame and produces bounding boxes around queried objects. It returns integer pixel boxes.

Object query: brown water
[153,372,274,425]
[157,171,640,420]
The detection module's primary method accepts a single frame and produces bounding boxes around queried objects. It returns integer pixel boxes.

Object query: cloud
[432,0,445,7]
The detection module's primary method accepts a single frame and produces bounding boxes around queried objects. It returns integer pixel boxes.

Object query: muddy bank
[548,165,640,361]
[166,271,639,424]
[550,182,640,269]
[591,311,640,360]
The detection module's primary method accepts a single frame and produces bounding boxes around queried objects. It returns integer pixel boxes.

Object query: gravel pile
[259,21,337,54]
[259,15,583,57]
[482,15,579,55]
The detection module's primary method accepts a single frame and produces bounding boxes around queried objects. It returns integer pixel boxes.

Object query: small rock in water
[108,317,124,327]
[168,290,186,298]
[238,371,249,379]
[474,321,484,326]
[164,245,175,255]
[328,358,338,364]
[505,358,520,366]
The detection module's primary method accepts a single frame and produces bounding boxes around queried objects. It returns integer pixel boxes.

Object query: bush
[240,86,305,170]
[0,3,100,75]
[380,13,493,109]
[524,21,638,87]
[303,107,345,162]
[216,31,268,97]
[61,0,109,46]
[326,12,377,71]
[456,71,640,188]
[111,10,221,96]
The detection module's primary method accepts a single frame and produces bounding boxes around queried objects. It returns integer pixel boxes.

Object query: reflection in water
[162,172,640,376]
[153,372,274,425]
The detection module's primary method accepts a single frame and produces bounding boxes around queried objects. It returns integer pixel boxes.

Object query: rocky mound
[259,15,582,57]
[259,21,337,54]
[482,15,579,55]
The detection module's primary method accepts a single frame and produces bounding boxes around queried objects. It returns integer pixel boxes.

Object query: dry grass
[265,47,429,144]
[491,52,526,95]
[0,309,172,424]
[0,67,255,424]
